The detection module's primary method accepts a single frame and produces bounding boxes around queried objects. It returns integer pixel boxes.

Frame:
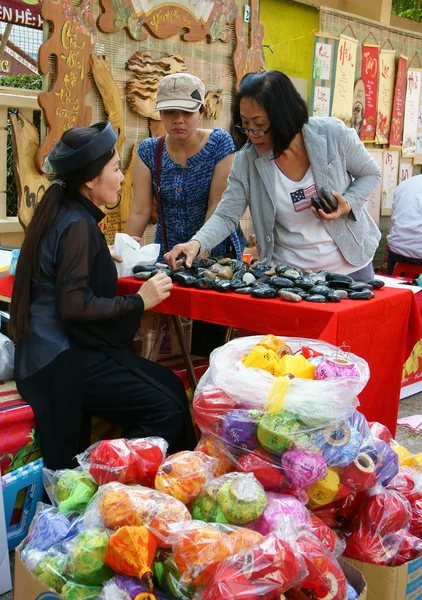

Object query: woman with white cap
[126,72,244,261]
[9,121,196,470]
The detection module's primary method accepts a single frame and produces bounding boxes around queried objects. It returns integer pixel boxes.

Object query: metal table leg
[171,314,198,391]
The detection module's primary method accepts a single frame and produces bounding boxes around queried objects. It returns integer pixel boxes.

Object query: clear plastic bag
[198,336,368,423]
[191,473,267,526]
[84,482,191,548]
[0,332,14,381]
[199,532,306,600]
[23,503,72,552]
[43,468,98,515]
[154,451,217,505]
[77,437,168,487]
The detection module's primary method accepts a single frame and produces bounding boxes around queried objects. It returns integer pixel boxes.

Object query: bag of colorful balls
[193,335,381,509]
[76,437,168,486]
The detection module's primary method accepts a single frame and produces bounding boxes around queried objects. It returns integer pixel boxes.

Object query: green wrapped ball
[153,552,195,599]
[257,412,300,454]
[67,529,113,586]
[56,471,98,515]
[191,494,229,524]
[216,477,267,525]
[33,554,68,592]
[61,581,103,599]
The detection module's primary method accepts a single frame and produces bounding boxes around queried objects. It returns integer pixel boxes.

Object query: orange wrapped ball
[98,484,191,546]
[155,451,216,505]
[174,526,232,587]
[195,437,235,477]
[99,487,145,530]
[228,528,264,555]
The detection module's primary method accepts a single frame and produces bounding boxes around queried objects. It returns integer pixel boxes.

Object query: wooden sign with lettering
[331,34,358,127]
[36,0,96,171]
[309,34,338,118]
[233,0,264,90]
[376,48,395,144]
[10,111,50,228]
[98,0,237,43]
[360,43,379,142]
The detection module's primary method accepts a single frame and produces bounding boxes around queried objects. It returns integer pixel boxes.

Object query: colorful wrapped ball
[236,448,289,491]
[61,581,103,599]
[373,439,399,486]
[27,510,71,551]
[99,487,144,530]
[315,357,359,380]
[360,490,412,536]
[215,476,267,525]
[152,550,196,599]
[67,529,113,586]
[193,387,237,434]
[105,526,156,586]
[251,493,309,536]
[196,436,235,477]
[221,410,259,454]
[281,449,327,490]
[89,439,138,485]
[257,412,300,454]
[340,453,377,494]
[111,575,172,600]
[128,438,167,487]
[155,451,215,505]
[33,554,68,592]
[191,492,229,524]
[228,529,264,555]
[311,423,362,468]
[56,470,98,515]
[174,526,233,587]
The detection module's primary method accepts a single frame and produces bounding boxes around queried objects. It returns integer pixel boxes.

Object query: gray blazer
[193,117,382,268]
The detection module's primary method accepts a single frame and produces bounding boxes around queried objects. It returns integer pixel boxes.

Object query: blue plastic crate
[2,458,44,550]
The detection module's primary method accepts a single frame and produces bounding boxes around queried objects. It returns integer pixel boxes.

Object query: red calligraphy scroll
[389,54,408,148]
[360,44,379,142]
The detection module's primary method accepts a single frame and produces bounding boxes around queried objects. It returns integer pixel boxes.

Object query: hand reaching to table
[138,272,172,310]
[164,240,201,270]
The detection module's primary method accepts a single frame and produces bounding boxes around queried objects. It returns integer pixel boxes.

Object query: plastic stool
[2,458,44,550]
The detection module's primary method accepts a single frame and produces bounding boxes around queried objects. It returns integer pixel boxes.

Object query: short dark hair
[233,70,309,158]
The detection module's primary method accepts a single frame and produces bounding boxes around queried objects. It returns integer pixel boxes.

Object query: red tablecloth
[118,277,422,436]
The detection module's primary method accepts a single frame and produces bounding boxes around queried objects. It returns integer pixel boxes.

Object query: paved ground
[2,394,421,599]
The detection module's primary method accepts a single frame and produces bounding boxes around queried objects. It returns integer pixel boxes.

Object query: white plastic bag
[113,233,160,278]
[0,332,14,381]
[197,336,369,423]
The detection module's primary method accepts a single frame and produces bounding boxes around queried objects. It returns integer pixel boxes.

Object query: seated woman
[9,121,196,470]
[164,70,381,283]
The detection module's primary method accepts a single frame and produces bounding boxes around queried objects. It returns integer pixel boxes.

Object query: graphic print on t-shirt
[290,183,317,212]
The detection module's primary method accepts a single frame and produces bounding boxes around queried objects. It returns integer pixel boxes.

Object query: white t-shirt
[271,163,354,273]
[387,174,422,259]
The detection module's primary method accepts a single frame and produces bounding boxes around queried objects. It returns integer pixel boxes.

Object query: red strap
[154,136,168,253]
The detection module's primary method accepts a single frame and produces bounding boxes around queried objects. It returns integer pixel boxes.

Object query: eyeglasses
[234,124,270,138]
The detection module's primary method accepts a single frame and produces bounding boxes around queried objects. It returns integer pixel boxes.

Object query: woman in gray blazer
[164,70,381,282]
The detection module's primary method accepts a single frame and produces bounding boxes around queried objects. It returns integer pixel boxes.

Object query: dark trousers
[16,347,196,470]
[387,249,422,276]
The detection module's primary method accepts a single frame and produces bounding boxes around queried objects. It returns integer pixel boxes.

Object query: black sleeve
[54,219,144,321]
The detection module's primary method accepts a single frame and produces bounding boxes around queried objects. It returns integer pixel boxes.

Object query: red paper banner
[0,0,42,28]
[389,54,408,148]
[360,44,379,142]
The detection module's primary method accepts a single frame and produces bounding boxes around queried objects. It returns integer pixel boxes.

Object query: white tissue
[113,233,160,278]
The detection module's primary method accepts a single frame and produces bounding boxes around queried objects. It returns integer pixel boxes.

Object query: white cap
[155,73,205,112]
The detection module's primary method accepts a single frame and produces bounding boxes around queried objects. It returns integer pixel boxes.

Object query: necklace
[166,132,199,166]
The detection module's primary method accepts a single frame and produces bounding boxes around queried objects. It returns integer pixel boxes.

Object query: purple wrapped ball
[282,449,327,490]
[374,439,399,485]
[26,509,71,551]
[250,492,309,536]
[113,576,171,599]
[221,409,259,455]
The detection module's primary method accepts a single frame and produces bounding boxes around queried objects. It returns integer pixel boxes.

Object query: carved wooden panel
[10,111,50,228]
[204,89,222,119]
[91,55,125,154]
[233,0,264,90]
[36,0,96,171]
[98,0,237,43]
[126,51,186,120]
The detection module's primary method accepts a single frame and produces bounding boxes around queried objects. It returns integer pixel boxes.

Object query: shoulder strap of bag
[154,136,169,253]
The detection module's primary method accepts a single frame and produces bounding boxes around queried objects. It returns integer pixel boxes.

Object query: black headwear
[44,121,118,175]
